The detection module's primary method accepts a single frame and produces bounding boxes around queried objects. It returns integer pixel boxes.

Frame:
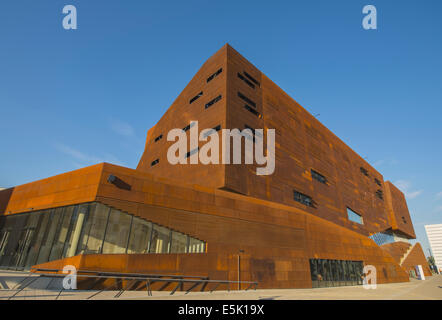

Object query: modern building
[0,44,431,289]
[425,224,442,273]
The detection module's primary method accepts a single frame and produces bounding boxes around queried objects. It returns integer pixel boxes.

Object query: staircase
[399,243,414,266]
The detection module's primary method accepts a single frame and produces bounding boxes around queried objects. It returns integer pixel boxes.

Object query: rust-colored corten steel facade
[0,44,430,289]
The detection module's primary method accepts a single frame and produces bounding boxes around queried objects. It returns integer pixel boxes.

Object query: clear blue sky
[0,1,441,256]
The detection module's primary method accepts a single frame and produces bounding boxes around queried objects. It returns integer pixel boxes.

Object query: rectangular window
[189,91,203,104]
[238,92,256,108]
[154,134,163,142]
[311,169,327,184]
[237,73,255,88]
[151,159,159,167]
[347,207,363,224]
[244,105,262,118]
[202,125,221,139]
[205,95,222,109]
[207,68,223,83]
[374,178,382,186]
[244,71,260,87]
[360,167,369,177]
[293,190,313,207]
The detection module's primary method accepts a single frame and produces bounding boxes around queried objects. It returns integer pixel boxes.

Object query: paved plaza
[1,270,441,300]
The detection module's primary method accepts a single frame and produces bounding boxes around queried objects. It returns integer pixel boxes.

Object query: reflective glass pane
[323,260,330,281]
[127,217,151,254]
[149,225,170,253]
[0,214,27,268]
[49,206,75,261]
[35,209,62,265]
[349,261,356,283]
[64,204,89,258]
[79,203,109,254]
[309,259,318,281]
[23,212,51,269]
[330,260,337,282]
[102,209,132,254]
[12,215,33,269]
[0,230,9,257]
[316,259,324,283]
[75,203,93,255]
[170,231,188,253]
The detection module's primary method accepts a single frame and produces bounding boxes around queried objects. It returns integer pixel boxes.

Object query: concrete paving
[1,270,441,300]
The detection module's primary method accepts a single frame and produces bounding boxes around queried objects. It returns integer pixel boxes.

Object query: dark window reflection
[310,258,364,288]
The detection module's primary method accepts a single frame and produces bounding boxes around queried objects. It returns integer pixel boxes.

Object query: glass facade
[309,259,364,288]
[0,202,206,271]
[369,230,410,246]
[369,231,395,246]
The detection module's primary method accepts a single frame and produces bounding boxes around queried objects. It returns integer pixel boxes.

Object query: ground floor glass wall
[0,202,206,271]
[309,259,364,288]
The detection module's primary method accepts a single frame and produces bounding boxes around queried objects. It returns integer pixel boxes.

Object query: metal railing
[1,267,258,300]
